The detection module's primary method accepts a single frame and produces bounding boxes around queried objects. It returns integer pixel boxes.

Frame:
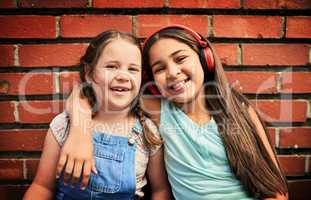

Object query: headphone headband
[143,24,208,48]
[143,24,214,73]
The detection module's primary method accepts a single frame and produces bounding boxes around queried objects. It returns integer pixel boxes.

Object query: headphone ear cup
[199,48,207,68]
[199,47,214,82]
[203,47,214,73]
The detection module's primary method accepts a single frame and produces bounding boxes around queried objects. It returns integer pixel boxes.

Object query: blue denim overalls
[55,121,141,200]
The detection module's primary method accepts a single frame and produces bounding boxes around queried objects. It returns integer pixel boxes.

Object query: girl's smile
[149,38,204,104]
[90,39,142,111]
[167,77,191,94]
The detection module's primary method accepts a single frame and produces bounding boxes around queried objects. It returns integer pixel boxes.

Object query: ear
[84,63,92,83]
[85,74,92,83]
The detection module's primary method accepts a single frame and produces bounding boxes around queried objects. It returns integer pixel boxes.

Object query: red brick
[19,44,87,67]
[136,15,208,38]
[169,0,240,8]
[19,100,64,123]
[0,73,54,95]
[93,0,164,8]
[288,180,311,200]
[0,159,24,180]
[226,72,277,94]
[250,100,307,123]
[0,0,16,8]
[242,44,309,66]
[286,16,311,38]
[244,0,311,9]
[213,44,238,65]
[213,15,282,38]
[0,129,46,151]
[280,72,311,93]
[61,15,132,38]
[0,185,28,200]
[0,101,16,123]
[278,156,305,176]
[59,72,80,94]
[0,79,10,94]
[279,127,311,148]
[0,45,14,66]
[0,15,56,39]
[267,128,276,147]
[25,159,40,179]
[19,0,88,8]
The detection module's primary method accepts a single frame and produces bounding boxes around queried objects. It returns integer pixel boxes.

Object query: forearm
[67,84,92,132]
[23,183,54,200]
[57,84,96,188]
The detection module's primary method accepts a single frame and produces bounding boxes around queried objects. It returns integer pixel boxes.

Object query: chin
[101,100,130,112]
[166,90,197,104]
[171,97,194,105]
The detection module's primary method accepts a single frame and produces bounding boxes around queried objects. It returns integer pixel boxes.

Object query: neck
[95,106,132,122]
[180,87,211,124]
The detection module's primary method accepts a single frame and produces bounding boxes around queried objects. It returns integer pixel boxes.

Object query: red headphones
[143,24,215,95]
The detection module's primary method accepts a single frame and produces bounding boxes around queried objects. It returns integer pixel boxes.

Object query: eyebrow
[105,60,140,67]
[150,49,186,68]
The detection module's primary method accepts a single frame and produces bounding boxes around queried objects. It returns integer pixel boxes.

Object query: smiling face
[88,39,142,112]
[148,38,204,104]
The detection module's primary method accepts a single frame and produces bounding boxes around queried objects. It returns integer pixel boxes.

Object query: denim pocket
[90,143,125,193]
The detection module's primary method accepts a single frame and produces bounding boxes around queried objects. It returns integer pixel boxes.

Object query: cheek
[196,67,205,83]
[93,71,111,85]
[154,75,166,88]
[134,75,142,89]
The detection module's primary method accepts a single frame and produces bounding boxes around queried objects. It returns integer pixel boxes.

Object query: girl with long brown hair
[59,25,288,200]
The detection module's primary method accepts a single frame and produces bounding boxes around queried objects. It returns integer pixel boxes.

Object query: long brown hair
[142,28,288,198]
[78,30,160,147]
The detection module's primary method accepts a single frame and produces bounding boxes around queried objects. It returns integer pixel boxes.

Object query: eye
[105,64,117,69]
[153,65,165,74]
[128,66,140,73]
[175,56,187,64]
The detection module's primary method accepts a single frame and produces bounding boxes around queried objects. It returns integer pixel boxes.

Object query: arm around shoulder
[57,84,96,188]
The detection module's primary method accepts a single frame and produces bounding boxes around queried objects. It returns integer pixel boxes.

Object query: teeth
[111,87,129,92]
[171,81,185,90]
[169,78,189,90]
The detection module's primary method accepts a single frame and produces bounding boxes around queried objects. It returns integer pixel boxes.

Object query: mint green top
[159,99,255,200]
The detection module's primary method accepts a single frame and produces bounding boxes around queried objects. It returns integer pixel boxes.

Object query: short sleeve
[49,111,70,146]
[144,117,163,156]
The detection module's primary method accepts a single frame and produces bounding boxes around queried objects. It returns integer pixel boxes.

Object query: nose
[166,61,181,79]
[115,70,130,82]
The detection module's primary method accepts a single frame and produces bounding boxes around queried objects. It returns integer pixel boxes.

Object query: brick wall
[0,0,310,199]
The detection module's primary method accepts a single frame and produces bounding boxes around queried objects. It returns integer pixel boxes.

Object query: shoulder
[139,95,161,124]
